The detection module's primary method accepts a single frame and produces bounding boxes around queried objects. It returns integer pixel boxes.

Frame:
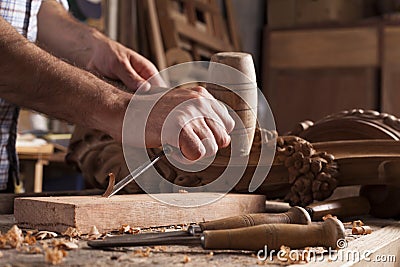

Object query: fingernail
[138,81,151,92]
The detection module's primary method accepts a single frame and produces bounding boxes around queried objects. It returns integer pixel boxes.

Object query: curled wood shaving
[102,172,116,197]
[62,227,81,238]
[352,226,372,235]
[88,225,102,240]
[119,224,141,234]
[182,255,191,263]
[275,245,310,264]
[352,220,364,228]
[45,247,67,265]
[52,240,79,250]
[35,231,58,240]
[322,214,337,221]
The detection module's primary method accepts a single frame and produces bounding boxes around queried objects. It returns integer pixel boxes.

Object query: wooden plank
[269,27,379,69]
[14,193,266,234]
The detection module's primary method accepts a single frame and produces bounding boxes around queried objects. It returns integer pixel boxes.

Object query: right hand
[124,86,235,161]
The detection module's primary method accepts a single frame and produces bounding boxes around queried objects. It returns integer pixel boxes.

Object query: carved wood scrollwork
[288,109,400,142]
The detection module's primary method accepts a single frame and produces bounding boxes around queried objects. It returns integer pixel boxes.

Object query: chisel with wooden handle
[198,196,370,231]
[88,217,345,251]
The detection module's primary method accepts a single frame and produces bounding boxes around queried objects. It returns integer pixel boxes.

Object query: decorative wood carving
[66,102,400,215]
[287,109,400,142]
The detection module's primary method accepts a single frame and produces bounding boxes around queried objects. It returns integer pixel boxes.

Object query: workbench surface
[0,215,398,267]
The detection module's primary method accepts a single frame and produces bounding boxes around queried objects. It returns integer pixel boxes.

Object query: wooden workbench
[0,214,398,266]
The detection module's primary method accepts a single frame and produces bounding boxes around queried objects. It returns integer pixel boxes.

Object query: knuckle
[191,86,209,96]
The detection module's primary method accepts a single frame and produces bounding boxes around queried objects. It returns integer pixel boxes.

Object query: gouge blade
[88,235,202,248]
[103,145,173,198]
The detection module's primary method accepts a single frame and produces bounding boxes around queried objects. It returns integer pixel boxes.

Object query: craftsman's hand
[86,32,163,91]
[125,86,235,161]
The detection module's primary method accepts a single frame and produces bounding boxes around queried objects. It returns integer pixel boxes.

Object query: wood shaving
[182,255,191,263]
[322,214,337,221]
[152,246,167,252]
[45,247,67,265]
[352,220,364,228]
[24,233,36,245]
[88,225,102,240]
[35,231,58,240]
[133,247,151,257]
[52,240,79,250]
[178,189,188,193]
[352,226,372,235]
[276,245,310,264]
[119,224,141,234]
[62,227,81,238]
[0,225,25,249]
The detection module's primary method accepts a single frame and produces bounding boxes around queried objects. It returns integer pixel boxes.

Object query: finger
[205,118,231,148]
[209,99,235,133]
[178,126,206,161]
[191,119,219,158]
[190,87,235,133]
[129,54,167,87]
[115,58,151,92]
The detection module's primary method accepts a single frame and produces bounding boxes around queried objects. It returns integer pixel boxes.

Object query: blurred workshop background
[18,0,400,192]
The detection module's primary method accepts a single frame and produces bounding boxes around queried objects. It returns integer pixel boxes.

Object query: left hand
[86,32,163,91]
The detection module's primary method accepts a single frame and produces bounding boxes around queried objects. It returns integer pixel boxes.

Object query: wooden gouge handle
[201,217,345,251]
[198,206,311,231]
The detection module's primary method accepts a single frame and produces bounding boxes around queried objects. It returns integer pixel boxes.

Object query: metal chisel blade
[103,145,173,198]
[87,235,201,248]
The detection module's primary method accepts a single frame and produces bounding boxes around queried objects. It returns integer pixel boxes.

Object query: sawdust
[62,227,82,238]
[45,247,68,265]
[0,225,24,248]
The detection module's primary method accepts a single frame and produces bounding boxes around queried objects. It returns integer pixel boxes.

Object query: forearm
[37,0,103,68]
[0,16,130,140]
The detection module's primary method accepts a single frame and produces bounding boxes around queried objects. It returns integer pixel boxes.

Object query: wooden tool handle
[201,217,345,251]
[307,196,371,220]
[199,207,311,231]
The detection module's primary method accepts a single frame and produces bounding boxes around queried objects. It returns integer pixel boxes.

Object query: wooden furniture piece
[17,144,54,193]
[150,0,241,68]
[263,22,400,133]
[267,0,367,29]
[14,193,266,234]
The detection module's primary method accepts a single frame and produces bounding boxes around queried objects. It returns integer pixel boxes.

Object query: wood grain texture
[269,27,378,69]
[14,193,266,234]
[304,220,400,267]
